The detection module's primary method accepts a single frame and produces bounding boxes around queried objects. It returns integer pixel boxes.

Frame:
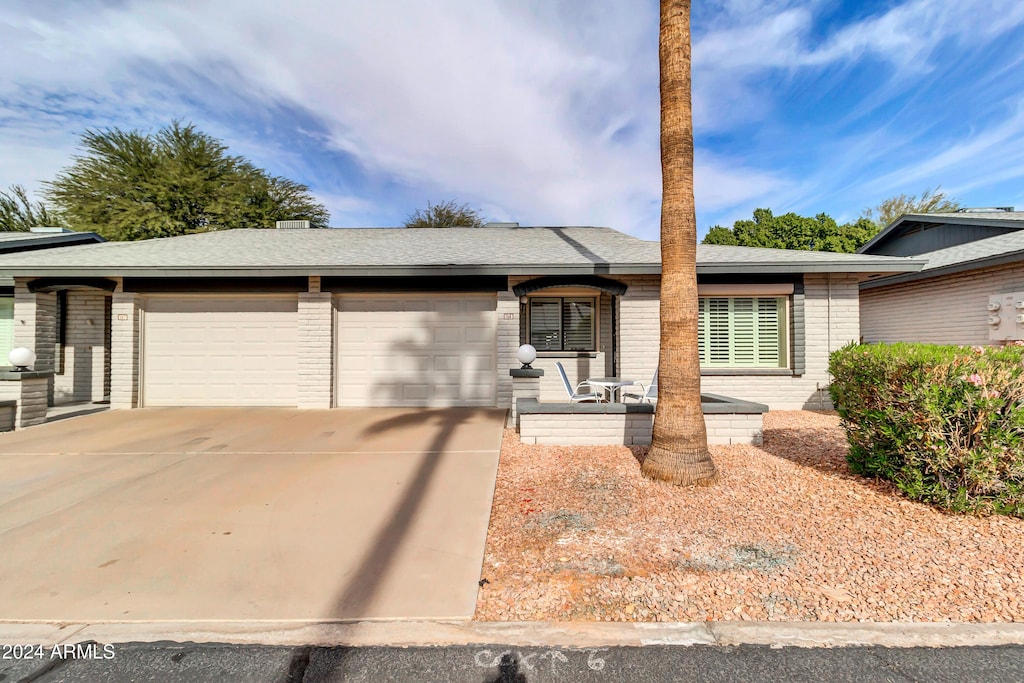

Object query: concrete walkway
[0,407,505,622]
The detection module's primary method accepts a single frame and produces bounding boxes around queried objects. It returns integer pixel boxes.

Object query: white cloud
[0,0,663,232]
[1,0,1023,238]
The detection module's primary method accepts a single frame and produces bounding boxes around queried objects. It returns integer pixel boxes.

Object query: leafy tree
[0,185,65,231]
[404,200,485,228]
[702,208,878,253]
[643,0,718,487]
[45,122,329,240]
[861,186,961,229]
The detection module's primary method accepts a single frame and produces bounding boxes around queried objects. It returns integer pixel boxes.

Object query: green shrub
[829,342,1024,516]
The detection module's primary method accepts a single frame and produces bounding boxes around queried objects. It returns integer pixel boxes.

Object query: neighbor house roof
[861,229,1024,290]
[857,211,1024,255]
[0,229,104,252]
[0,226,923,278]
[0,229,105,287]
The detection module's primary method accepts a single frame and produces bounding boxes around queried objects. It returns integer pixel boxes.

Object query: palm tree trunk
[642,0,718,487]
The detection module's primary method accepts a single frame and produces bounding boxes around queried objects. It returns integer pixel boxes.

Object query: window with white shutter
[528,297,596,352]
[698,296,787,368]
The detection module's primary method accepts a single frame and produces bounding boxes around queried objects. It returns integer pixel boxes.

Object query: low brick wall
[0,371,53,430]
[517,394,767,446]
[0,400,14,432]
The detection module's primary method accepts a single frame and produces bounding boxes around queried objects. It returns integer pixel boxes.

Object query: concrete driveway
[0,407,505,622]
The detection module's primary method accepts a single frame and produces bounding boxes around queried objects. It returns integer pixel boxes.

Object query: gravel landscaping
[474,411,1024,622]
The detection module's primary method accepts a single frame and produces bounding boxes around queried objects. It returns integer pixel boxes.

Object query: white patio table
[585,377,637,403]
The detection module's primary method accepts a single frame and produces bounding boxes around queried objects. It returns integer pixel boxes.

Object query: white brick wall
[518,410,763,446]
[54,291,108,404]
[110,292,140,409]
[297,292,333,408]
[520,412,655,445]
[861,262,1024,346]
[509,374,540,426]
[617,275,661,391]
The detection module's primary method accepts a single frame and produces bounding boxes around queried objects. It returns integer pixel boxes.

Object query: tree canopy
[404,200,485,228]
[45,122,329,240]
[860,187,961,229]
[702,208,878,253]
[0,185,64,232]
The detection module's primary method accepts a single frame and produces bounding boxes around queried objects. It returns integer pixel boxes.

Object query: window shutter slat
[562,299,595,351]
[529,299,561,350]
[757,298,780,365]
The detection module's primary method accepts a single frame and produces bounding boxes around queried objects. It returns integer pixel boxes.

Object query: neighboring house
[0,228,105,378]
[0,223,920,412]
[859,211,1024,346]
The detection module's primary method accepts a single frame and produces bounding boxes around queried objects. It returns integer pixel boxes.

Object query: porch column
[496,290,519,409]
[510,367,543,429]
[110,291,141,409]
[12,278,56,405]
[297,276,333,408]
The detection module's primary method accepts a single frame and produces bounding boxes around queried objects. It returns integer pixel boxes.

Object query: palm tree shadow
[328,406,485,618]
[758,423,859,479]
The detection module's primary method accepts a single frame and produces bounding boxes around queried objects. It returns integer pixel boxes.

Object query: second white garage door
[336,294,497,407]
[142,295,298,406]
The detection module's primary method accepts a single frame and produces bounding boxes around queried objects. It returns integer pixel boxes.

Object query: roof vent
[483,222,520,228]
[276,220,311,229]
[956,207,1015,213]
[29,227,75,233]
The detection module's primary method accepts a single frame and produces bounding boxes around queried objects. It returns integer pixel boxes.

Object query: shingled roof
[0,226,922,278]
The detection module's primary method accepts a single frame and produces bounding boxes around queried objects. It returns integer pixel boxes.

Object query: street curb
[1,621,1023,649]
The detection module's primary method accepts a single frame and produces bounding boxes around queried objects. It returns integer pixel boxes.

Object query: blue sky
[2,0,1024,240]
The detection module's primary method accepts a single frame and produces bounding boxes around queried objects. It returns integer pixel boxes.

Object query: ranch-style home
[0,222,921,429]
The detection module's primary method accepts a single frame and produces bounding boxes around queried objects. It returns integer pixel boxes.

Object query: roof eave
[0,260,924,279]
[0,264,664,278]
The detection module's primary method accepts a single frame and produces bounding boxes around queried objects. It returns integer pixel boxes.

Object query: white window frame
[698,295,789,369]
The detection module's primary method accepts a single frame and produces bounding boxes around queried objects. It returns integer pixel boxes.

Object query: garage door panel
[337,295,497,407]
[143,296,298,407]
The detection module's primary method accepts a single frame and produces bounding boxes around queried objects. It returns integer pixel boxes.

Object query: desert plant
[829,342,1024,516]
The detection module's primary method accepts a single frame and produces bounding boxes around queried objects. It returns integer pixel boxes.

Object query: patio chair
[554,361,605,402]
[623,368,658,404]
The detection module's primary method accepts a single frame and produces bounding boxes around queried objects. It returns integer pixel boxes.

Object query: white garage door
[142,296,298,406]
[337,294,497,407]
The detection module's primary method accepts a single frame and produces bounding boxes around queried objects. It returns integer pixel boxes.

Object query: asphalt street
[3,642,1024,682]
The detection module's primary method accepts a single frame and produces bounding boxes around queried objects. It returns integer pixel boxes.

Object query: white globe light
[516,343,537,368]
[8,347,36,369]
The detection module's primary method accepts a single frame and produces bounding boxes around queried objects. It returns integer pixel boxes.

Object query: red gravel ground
[474,411,1024,622]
